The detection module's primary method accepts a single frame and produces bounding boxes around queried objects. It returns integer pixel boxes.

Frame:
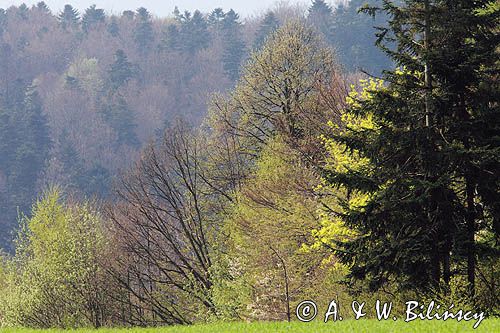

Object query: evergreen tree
[82,5,105,33]
[176,9,210,54]
[221,9,245,81]
[122,10,135,20]
[35,2,51,14]
[253,12,279,50]
[159,24,180,52]
[323,0,499,297]
[330,0,391,74]
[307,0,333,40]
[107,16,119,37]
[101,96,139,148]
[108,49,134,90]
[58,4,80,31]
[0,9,6,37]
[134,7,154,54]
[207,7,225,29]
[17,4,29,20]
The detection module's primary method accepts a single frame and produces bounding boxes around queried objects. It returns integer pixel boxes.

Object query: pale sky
[0,0,338,18]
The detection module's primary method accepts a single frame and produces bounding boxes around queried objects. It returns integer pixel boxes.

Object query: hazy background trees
[0,0,389,251]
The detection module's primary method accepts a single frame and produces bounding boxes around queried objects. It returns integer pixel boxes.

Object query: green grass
[1,319,499,333]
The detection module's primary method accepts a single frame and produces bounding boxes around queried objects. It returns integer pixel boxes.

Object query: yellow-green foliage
[223,137,337,320]
[0,188,106,328]
[309,79,384,256]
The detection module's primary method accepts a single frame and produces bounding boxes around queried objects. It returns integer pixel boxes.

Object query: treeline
[0,0,388,250]
[1,0,498,328]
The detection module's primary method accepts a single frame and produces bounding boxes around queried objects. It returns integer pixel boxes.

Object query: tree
[159,24,180,52]
[108,49,134,90]
[35,2,51,15]
[107,16,119,37]
[58,4,80,30]
[175,9,210,54]
[330,0,391,74]
[307,0,333,40]
[82,5,105,33]
[210,20,339,158]
[253,12,279,50]
[221,9,245,81]
[108,122,220,325]
[134,7,154,54]
[0,84,51,250]
[321,0,499,301]
[0,188,115,328]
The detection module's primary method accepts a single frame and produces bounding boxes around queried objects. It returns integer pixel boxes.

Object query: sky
[0,0,327,18]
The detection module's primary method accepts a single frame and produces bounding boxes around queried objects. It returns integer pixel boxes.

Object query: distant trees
[253,12,279,50]
[82,5,105,33]
[220,10,245,81]
[0,84,51,249]
[134,7,154,54]
[58,4,80,30]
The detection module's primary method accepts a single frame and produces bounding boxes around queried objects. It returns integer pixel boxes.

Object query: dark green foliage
[58,4,79,30]
[108,49,134,90]
[122,10,134,20]
[330,0,392,74]
[159,24,180,52]
[17,4,29,20]
[0,84,51,250]
[0,9,6,36]
[208,7,225,29]
[324,0,499,297]
[175,9,210,54]
[82,5,105,33]
[307,0,333,39]
[221,9,245,81]
[35,2,51,14]
[101,96,139,147]
[134,7,154,54]
[253,12,279,50]
[107,17,119,37]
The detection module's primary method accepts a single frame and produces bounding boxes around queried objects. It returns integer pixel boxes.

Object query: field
[1,319,499,333]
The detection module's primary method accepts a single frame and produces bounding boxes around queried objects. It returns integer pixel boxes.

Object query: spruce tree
[159,24,180,52]
[253,12,279,50]
[35,2,51,14]
[176,9,210,54]
[107,16,119,37]
[323,0,499,298]
[108,49,134,90]
[58,4,80,31]
[307,0,333,40]
[221,9,245,81]
[82,5,105,33]
[134,7,154,54]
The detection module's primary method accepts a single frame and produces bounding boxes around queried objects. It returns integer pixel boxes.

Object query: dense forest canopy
[0,0,497,330]
[0,0,389,251]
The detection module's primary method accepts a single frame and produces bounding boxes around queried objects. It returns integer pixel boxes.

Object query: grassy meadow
[1,319,499,333]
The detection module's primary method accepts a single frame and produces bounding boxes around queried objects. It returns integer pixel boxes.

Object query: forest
[0,0,498,330]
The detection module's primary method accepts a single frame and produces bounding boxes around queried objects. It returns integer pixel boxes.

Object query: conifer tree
[107,16,119,37]
[307,0,333,40]
[159,24,180,52]
[58,4,80,31]
[134,7,154,54]
[253,12,279,50]
[322,0,499,298]
[108,49,134,90]
[82,5,105,33]
[221,9,245,81]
